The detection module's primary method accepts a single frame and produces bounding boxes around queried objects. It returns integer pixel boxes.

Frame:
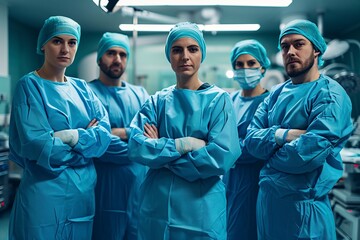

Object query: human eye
[69,40,77,47]
[120,52,127,58]
[171,47,182,54]
[280,43,288,51]
[236,62,244,68]
[188,46,199,53]
[248,60,257,67]
[106,50,116,56]
[52,39,62,45]
[295,41,305,49]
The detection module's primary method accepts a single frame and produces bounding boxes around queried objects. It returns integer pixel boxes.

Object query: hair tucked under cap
[97,32,130,62]
[165,22,206,63]
[230,39,271,72]
[278,19,327,66]
[36,16,81,55]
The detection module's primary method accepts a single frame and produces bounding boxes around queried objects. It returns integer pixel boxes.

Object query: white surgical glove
[175,137,206,155]
[274,128,290,146]
[54,129,79,147]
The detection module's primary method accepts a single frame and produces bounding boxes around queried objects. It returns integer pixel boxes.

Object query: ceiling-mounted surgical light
[94,0,292,10]
[92,0,121,12]
[117,0,292,7]
[92,0,181,23]
[119,24,260,32]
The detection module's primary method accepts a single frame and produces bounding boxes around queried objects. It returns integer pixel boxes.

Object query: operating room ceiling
[3,0,360,38]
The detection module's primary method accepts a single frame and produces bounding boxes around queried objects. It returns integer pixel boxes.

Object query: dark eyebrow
[53,36,77,42]
[281,38,306,45]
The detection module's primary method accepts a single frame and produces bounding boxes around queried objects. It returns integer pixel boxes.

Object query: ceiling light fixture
[119,24,260,32]
[93,0,292,13]
[117,0,292,7]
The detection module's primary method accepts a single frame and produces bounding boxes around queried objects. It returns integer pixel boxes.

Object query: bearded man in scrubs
[89,32,149,240]
[244,19,353,240]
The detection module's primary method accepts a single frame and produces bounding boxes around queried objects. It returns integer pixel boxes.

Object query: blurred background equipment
[334,147,360,240]
[321,39,360,94]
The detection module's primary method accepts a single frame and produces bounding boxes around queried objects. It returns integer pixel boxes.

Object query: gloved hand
[274,128,289,146]
[54,129,79,147]
[275,128,306,146]
[175,137,206,155]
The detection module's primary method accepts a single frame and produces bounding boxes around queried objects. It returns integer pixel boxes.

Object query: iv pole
[132,10,138,85]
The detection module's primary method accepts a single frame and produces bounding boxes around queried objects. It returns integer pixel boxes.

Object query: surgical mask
[233,68,263,90]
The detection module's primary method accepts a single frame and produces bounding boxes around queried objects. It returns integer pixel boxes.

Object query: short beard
[99,60,124,79]
[286,55,315,78]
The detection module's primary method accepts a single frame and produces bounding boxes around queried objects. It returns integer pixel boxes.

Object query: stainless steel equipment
[333,148,360,240]
[0,148,9,212]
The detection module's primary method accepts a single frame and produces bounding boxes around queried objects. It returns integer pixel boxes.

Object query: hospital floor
[0,206,348,240]
[0,207,10,240]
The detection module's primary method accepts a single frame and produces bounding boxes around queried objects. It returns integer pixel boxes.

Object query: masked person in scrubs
[222,39,271,240]
[8,16,112,240]
[244,19,353,240]
[128,22,241,240]
[89,32,149,240]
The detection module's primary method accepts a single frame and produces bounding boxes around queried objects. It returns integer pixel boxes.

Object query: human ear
[314,50,320,57]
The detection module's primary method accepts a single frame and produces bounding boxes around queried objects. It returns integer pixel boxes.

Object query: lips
[110,66,121,72]
[286,59,300,65]
[180,65,192,68]
[58,57,70,60]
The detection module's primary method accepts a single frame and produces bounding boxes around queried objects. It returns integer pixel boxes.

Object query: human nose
[114,54,122,62]
[61,43,69,53]
[182,49,190,61]
[287,44,296,55]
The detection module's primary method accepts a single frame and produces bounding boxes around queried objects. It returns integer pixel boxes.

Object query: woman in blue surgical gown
[222,39,271,240]
[128,22,241,240]
[8,16,112,240]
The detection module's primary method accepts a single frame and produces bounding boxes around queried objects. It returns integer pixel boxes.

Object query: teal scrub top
[128,84,241,239]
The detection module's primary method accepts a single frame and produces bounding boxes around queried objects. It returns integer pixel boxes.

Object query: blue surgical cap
[97,32,130,62]
[165,22,206,63]
[278,19,327,66]
[230,39,271,71]
[37,16,81,55]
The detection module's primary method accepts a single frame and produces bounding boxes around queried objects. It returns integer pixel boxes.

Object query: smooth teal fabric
[89,79,149,240]
[128,85,241,240]
[244,75,353,239]
[37,16,81,55]
[223,91,269,240]
[8,72,112,239]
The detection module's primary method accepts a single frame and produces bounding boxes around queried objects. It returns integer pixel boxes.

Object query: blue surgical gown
[128,84,241,240]
[89,79,149,240]
[244,75,353,240]
[8,72,112,240]
[222,90,269,240]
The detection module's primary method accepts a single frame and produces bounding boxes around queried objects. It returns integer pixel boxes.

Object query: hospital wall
[6,17,360,119]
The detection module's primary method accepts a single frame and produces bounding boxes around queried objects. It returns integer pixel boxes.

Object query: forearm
[269,132,332,173]
[112,127,128,141]
[275,128,306,146]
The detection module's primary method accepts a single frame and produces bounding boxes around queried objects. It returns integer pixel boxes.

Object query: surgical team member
[128,22,241,239]
[222,39,271,240]
[8,16,112,239]
[89,32,149,240]
[244,19,353,239]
